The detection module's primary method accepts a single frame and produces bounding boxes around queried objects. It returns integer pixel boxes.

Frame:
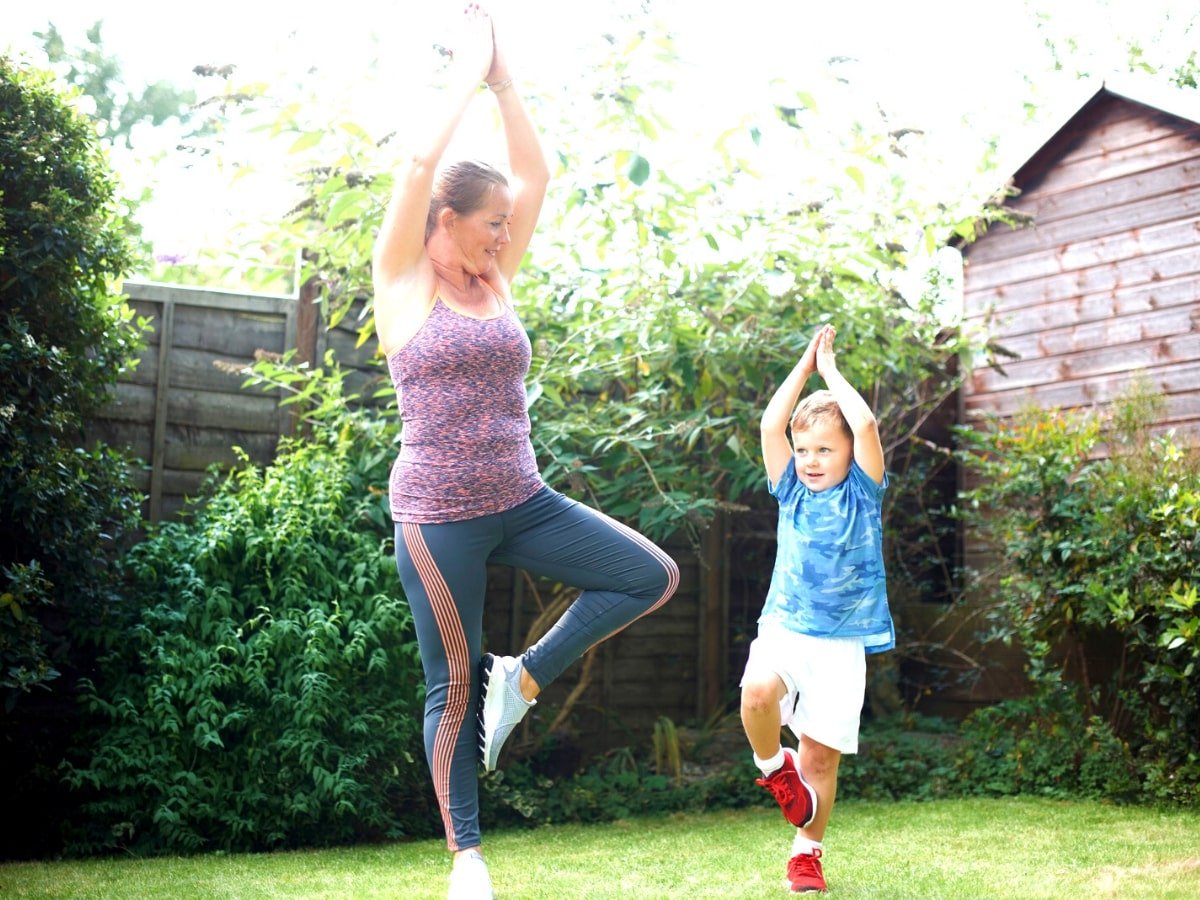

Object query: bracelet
[486,77,513,93]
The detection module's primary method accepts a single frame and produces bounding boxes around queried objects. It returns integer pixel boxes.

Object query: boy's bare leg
[740,674,788,758]
[796,734,841,841]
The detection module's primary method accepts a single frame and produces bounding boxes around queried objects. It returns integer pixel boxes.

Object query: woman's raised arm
[485,18,550,284]
[372,7,495,291]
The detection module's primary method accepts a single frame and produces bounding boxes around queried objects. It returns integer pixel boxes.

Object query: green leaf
[288,130,324,154]
[628,154,651,186]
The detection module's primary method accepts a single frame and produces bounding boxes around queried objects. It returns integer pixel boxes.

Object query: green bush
[0,54,145,859]
[481,749,762,830]
[471,700,1164,833]
[840,714,960,801]
[957,382,1200,803]
[954,685,1139,801]
[62,424,431,855]
[483,754,690,828]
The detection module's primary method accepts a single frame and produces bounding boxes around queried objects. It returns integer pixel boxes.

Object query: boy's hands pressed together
[797,326,826,378]
[815,325,838,380]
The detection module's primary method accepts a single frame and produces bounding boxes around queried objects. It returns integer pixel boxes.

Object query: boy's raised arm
[815,327,885,485]
[761,329,822,484]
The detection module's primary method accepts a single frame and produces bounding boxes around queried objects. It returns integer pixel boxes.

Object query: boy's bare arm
[761,328,823,483]
[815,327,886,485]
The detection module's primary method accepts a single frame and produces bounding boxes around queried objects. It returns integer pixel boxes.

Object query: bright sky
[3,0,1197,265]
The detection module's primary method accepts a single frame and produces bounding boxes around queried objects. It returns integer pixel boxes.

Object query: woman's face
[452,184,513,275]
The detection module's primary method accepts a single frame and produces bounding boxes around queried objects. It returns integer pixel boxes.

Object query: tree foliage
[34,21,197,150]
[231,15,1007,553]
[0,53,145,857]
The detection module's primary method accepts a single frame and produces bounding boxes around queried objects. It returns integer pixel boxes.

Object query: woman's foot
[479,654,535,771]
[448,848,493,900]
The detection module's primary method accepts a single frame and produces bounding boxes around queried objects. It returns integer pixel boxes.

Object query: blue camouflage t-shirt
[758,458,894,653]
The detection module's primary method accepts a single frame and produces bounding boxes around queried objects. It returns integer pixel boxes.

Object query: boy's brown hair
[790,389,852,439]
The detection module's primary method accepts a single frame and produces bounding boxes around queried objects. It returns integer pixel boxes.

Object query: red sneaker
[786,848,827,894]
[755,747,817,827]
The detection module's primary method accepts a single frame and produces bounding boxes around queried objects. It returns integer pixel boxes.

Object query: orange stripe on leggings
[402,522,472,852]
[584,511,680,652]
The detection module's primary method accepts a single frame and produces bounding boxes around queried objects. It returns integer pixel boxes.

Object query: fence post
[148,298,175,522]
[698,508,729,717]
[292,250,323,435]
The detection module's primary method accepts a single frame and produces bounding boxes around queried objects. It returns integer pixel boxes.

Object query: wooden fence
[91,281,300,521]
[92,280,1025,750]
[89,280,726,751]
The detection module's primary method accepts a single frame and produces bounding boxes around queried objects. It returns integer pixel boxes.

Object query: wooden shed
[932,80,1200,714]
[961,79,1200,435]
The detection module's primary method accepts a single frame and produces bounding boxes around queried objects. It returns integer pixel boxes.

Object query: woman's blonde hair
[425,160,508,241]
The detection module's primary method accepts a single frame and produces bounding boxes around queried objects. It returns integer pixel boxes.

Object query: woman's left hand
[484,9,512,86]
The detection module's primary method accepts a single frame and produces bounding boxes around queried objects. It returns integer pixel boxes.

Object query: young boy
[740,324,893,894]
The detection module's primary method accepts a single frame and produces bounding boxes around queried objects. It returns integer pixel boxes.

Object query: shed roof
[1001,76,1200,190]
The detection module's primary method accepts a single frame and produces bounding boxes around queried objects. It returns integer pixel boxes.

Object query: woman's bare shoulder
[375,260,438,356]
[480,268,513,305]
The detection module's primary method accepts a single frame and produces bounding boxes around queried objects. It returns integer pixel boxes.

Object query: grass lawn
[2,797,1198,898]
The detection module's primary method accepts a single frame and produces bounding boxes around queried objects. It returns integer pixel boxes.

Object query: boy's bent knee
[741,677,784,714]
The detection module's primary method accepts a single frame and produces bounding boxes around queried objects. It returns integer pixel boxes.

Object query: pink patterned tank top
[386,297,543,523]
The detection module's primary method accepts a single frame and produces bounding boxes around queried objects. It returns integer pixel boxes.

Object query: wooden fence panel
[92,281,298,521]
[481,535,705,750]
[90,283,720,748]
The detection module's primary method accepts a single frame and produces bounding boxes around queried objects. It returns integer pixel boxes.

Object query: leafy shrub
[839,714,960,801]
[483,754,689,828]
[956,382,1200,803]
[481,749,762,830]
[0,54,145,858]
[62,423,431,855]
[954,684,1139,801]
[474,699,1165,834]
[480,713,957,829]
[231,14,1009,557]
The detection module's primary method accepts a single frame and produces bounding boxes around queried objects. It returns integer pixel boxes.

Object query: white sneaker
[447,849,494,900]
[480,654,535,772]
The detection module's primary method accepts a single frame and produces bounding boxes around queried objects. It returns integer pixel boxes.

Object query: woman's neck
[430,256,473,292]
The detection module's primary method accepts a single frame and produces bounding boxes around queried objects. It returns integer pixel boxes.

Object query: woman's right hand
[450,4,496,83]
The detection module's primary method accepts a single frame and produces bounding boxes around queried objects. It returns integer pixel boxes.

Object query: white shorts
[740,625,867,754]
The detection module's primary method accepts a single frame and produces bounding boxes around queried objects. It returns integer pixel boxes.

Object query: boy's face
[791,419,853,492]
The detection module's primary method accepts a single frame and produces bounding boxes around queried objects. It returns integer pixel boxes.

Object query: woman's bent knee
[643,552,679,605]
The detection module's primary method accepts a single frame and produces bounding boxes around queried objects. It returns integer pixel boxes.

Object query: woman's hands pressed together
[450,4,496,84]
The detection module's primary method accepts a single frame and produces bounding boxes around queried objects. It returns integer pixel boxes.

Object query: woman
[372,7,679,898]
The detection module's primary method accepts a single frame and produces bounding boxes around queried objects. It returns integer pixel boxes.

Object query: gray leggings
[394,486,679,851]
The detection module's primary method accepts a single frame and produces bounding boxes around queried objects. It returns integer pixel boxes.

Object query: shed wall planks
[962,94,1200,441]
